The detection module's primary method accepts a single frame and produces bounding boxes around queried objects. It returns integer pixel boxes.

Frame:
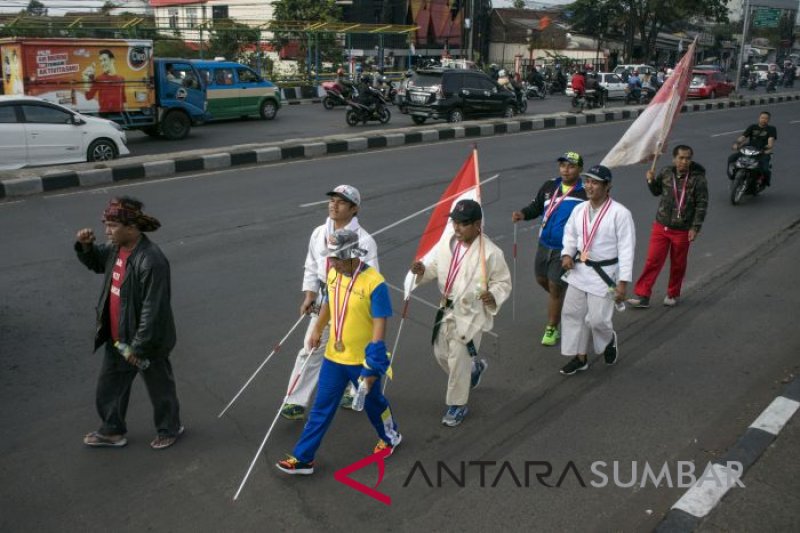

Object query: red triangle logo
[334,448,392,505]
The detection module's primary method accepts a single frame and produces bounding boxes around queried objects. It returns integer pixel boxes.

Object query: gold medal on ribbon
[580,251,589,263]
[334,340,345,352]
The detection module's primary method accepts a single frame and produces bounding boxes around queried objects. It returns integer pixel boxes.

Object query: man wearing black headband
[74,196,183,450]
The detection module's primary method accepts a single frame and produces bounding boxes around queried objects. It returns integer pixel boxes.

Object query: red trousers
[634,222,691,299]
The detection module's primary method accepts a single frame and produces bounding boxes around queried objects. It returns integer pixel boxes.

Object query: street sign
[752,7,781,27]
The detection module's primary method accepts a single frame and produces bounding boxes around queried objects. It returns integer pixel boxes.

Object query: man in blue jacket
[512,152,588,346]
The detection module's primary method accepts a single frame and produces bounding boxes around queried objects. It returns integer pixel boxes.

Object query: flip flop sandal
[84,431,127,447]
[150,426,185,450]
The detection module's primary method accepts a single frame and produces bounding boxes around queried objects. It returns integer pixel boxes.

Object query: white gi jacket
[301,217,379,294]
[417,234,512,343]
[561,199,635,298]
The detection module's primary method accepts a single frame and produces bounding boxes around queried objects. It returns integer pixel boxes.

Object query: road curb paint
[1,93,799,200]
[656,377,800,532]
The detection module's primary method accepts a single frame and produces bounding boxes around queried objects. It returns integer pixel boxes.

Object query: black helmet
[360,74,371,83]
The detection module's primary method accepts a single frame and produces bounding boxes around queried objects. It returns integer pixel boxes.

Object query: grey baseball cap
[326,184,361,206]
[323,229,367,260]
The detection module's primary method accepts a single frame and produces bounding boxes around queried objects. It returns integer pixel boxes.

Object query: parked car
[194,59,281,120]
[613,64,658,77]
[402,69,518,124]
[0,95,129,170]
[566,72,627,98]
[687,70,735,99]
[749,63,774,85]
[694,64,724,72]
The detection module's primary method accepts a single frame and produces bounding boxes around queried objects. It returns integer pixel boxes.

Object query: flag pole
[382,297,410,394]
[218,313,308,418]
[472,145,488,292]
[512,221,518,321]
[232,347,315,501]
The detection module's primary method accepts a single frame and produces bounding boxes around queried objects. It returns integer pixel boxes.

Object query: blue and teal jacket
[520,177,587,250]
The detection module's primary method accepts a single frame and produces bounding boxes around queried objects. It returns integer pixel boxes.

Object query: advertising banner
[1,39,154,114]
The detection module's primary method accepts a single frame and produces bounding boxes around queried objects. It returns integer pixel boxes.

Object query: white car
[0,96,129,170]
[565,72,627,98]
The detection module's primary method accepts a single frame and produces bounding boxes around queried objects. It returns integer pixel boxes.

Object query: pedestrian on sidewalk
[280,185,379,421]
[276,230,399,475]
[512,151,587,346]
[627,145,708,308]
[559,166,635,376]
[75,197,183,449]
[411,200,512,427]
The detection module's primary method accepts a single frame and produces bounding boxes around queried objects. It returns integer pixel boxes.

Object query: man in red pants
[627,145,709,308]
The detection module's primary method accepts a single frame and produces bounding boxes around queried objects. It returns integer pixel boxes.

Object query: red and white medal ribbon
[672,172,689,220]
[332,262,363,350]
[443,242,468,299]
[542,182,577,228]
[581,198,613,262]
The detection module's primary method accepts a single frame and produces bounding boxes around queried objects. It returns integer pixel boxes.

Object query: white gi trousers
[433,320,482,406]
[284,314,356,407]
[561,285,615,357]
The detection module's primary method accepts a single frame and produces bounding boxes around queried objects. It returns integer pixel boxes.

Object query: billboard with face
[0,39,154,114]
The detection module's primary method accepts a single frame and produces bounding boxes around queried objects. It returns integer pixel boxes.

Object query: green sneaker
[340,391,355,410]
[541,326,560,346]
[280,403,305,420]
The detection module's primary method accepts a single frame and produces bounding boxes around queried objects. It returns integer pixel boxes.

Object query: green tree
[567,0,729,62]
[25,0,47,16]
[207,18,261,61]
[270,0,342,79]
[513,0,526,8]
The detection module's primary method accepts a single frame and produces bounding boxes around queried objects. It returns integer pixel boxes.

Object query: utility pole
[734,0,752,97]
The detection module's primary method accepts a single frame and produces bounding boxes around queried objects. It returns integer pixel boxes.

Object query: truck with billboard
[0,38,210,139]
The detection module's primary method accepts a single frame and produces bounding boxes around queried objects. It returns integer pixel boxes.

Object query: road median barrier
[2,92,798,200]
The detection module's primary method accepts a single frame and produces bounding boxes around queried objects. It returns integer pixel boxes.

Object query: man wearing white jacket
[411,199,512,427]
[280,185,379,420]
[559,165,635,376]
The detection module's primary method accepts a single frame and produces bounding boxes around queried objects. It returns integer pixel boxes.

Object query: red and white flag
[403,148,481,298]
[601,38,697,168]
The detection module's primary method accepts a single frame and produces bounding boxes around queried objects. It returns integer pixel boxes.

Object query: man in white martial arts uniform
[559,165,635,375]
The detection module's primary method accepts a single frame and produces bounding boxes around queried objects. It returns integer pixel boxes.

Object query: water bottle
[114,341,150,370]
[608,288,626,312]
[351,379,369,412]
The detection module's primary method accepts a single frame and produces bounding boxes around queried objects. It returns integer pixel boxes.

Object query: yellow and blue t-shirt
[323,264,392,365]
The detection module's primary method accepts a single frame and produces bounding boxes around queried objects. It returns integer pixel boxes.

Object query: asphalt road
[122,86,797,159]
[1,101,799,531]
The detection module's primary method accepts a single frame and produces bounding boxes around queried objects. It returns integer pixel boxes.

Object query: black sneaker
[604,332,618,365]
[560,356,589,375]
[626,295,650,308]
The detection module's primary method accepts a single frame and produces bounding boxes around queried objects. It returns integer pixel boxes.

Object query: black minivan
[402,69,518,124]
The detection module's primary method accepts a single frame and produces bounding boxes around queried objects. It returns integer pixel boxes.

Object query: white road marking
[790,120,800,124]
[710,130,741,137]
[749,396,800,435]
[671,463,743,518]
[299,199,328,208]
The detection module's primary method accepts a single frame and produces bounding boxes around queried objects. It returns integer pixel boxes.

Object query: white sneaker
[663,296,678,307]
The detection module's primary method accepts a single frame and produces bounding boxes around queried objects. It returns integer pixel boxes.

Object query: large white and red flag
[403,148,481,298]
[601,38,697,168]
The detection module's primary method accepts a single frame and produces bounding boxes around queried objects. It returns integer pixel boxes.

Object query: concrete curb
[2,92,799,200]
[656,377,800,532]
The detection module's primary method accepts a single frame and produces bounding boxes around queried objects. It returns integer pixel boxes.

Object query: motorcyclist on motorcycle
[626,70,642,102]
[527,66,545,93]
[571,69,586,98]
[584,71,605,108]
[356,74,380,111]
[727,110,777,186]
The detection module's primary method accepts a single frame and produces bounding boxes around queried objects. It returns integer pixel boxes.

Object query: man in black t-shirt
[727,111,777,185]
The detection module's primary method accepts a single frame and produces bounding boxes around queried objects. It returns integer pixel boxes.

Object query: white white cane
[512,221,518,322]
[233,343,316,501]
[382,298,410,394]
[218,313,308,418]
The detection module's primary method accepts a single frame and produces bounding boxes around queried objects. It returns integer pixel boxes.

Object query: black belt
[575,252,618,289]
[431,298,452,345]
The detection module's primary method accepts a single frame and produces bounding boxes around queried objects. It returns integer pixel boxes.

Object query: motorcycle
[571,89,604,112]
[321,79,357,110]
[507,83,527,114]
[345,87,391,126]
[765,72,779,93]
[525,81,547,99]
[729,146,769,205]
[624,85,654,105]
